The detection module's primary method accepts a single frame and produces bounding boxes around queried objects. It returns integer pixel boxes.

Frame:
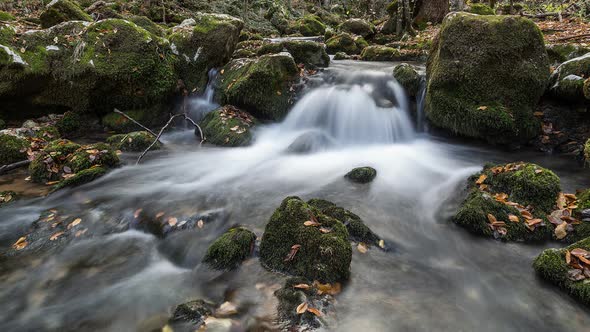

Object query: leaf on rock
[508,214,519,223]
[475,174,487,185]
[357,242,368,254]
[49,231,64,241]
[296,302,308,314]
[293,283,310,290]
[566,250,571,264]
[304,220,320,227]
[555,222,568,240]
[284,244,301,262]
[67,218,81,229]
[307,307,322,317]
[12,236,28,250]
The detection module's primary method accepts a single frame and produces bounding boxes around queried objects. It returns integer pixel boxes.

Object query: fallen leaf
[357,242,368,254]
[313,281,341,295]
[284,244,301,262]
[571,248,590,258]
[307,307,322,317]
[319,227,331,233]
[475,174,487,185]
[155,212,165,218]
[134,208,142,219]
[75,228,88,237]
[535,169,543,174]
[67,218,81,229]
[216,301,238,316]
[293,283,310,290]
[508,214,519,223]
[555,222,568,240]
[378,239,385,249]
[168,217,178,226]
[487,213,497,224]
[296,302,308,314]
[12,236,28,250]
[304,220,320,227]
[50,231,64,241]
[477,105,488,110]
[566,250,571,264]
[197,219,204,228]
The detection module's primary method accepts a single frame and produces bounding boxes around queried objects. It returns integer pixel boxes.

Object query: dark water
[0,60,589,331]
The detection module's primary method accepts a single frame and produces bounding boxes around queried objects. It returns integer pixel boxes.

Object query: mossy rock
[546,44,590,64]
[0,119,5,129]
[297,15,326,37]
[307,198,381,245]
[106,131,160,152]
[550,75,586,102]
[344,167,377,184]
[169,13,244,92]
[426,13,549,145]
[325,33,366,55]
[0,134,29,165]
[393,63,422,97]
[203,226,256,270]
[533,237,590,306]
[453,162,561,242]
[169,299,213,328]
[0,11,15,21]
[0,190,17,207]
[259,196,352,283]
[257,41,329,68]
[102,108,165,133]
[200,106,257,147]
[55,111,81,137]
[549,53,590,102]
[360,45,402,61]
[64,143,119,173]
[29,139,81,183]
[585,78,590,100]
[128,15,164,37]
[40,0,93,28]
[339,19,375,38]
[52,166,108,190]
[468,4,495,15]
[218,53,299,120]
[34,126,60,141]
[333,52,349,60]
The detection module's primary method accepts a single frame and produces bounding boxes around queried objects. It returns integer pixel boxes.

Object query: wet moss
[218,54,299,120]
[203,226,256,270]
[40,0,93,28]
[344,166,377,184]
[64,143,119,173]
[200,106,257,147]
[55,111,81,137]
[258,41,329,68]
[426,13,549,145]
[0,11,15,21]
[128,15,164,37]
[468,4,495,15]
[0,134,29,165]
[333,52,349,60]
[393,63,421,97]
[45,139,81,156]
[326,33,365,55]
[106,131,160,152]
[546,44,590,64]
[52,166,108,190]
[259,196,352,283]
[550,75,585,102]
[34,125,60,140]
[533,237,590,306]
[297,15,326,37]
[339,19,375,38]
[102,108,164,133]
[360,45,402,61]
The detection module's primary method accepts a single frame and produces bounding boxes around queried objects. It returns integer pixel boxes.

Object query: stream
[1,60,590,331]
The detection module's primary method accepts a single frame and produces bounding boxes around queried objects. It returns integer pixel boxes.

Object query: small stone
[344,166,377,184]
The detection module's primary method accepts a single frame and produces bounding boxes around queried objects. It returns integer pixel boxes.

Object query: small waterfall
[415,78,427,132]
[186,68,219,121]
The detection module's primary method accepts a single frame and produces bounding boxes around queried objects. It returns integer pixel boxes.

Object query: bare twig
[0,160,31,175]
[136,114,183,165]
[557,33,590,42]
[113,109,159,138]
[184,116,205,143]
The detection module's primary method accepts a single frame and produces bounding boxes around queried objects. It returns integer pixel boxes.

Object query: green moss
[218,54,299,120]
[106,131,160,152]
[333,52,349,60]
[0,134,29,165]
[53,166,108,190]
[0,25,16,45]
[128,16,164,37]
[360,45,401,61]
[0,190,16,207]
[102,108,164,133]
[200,106,257,147]
[468,4,495,15]
[326,33,365,55]
[546,44,590,64]
[259,196,352,283]
[533,237,590,306]
[297,15,326,37]
[56,111,81,137]
[386,0,399,16]
[65,143,119,173]
[577,189,590,215]
[393,63,422,97]
[426,13,549,145]
[339,19,375,38]
[0,119,5,129]
[258,41,329,68]
[203,226,256,270]
[40,0,93,29]
[344,166,377,184]
[585,78,590,100]
[45,139,81,155]
[551,75,585,102]
[0,11,15,21]
[34,126,60,140]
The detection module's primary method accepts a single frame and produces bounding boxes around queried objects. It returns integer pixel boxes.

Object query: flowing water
[1,60,590,331]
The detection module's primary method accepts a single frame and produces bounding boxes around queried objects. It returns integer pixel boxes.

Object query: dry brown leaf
[293,283,310,290]
[296,302,308,314]
[557,193,567,210]
[304,220,320,227]
[67,218,82,229]
[476,174,487,185]
[571,248,590,258]
[508,214,519,223]
[357,242,368,254]
[12,236,28,250]
[307,307,322,317]
[555,222,568,240]
[566,250,571,264]
[319,227,331,233]
[487,213,497,224]
[50,231,64,241]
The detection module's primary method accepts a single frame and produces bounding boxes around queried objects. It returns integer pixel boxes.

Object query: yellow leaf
[508,214,519,223]
[477,106,488,110]
[357,242,368,254]
[555,222,568,240]
[475,174,487,185]
[12,236,28,250]
[296,302,308,314]
[67,218,82,229]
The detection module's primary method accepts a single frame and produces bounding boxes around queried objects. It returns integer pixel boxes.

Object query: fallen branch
[522,12,562,18]
[557,33,590,42]
[113,108,160,138]
[0,160,31,175]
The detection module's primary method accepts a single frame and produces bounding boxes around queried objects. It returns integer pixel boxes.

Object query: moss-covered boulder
[297,15,326,37]
[325,33,367,55]
[106,131,159,152]
[259,196,352,282]
[307,198,381,246]
[333,52,349,60]
[339,19,375,38]
[533,237,590,306]
[546,44,590,64]
[468,4,495,15]
[55,111,81,137]
[360,45,402,61]
[274,277,334,330]
[218,53,299,120]
[549,53,590,102]
[40,0,93,29]
[200,105,257,147]
[169,13,243,92]
[101,108,165,133]
[393,63,422,97]
[52,166,108,190]
[453,162,561,242]
[344,166,377,184]
[203,226,256,270]
[258,40,329,68]
[426,13,549,145]
[64,142,119,173]
[128,15,165,37]
[0,134,29,165]
[29,139,81,183]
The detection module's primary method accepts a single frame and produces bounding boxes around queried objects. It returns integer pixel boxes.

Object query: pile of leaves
[537,18,590,44]
[548,192,581,240]
[217,105,255,136]
[565,247,590,281]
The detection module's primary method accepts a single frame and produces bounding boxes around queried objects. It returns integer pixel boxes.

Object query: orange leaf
[12,236,28,250]
[293,283,310,290]
[307,307,322,316]
[296,302,308,314]
[487,213,497,224]
[67,218,82,229]
[566,250,571,264]
[475,174,487,185]
[50,231,64,241]
[508,214,519,223]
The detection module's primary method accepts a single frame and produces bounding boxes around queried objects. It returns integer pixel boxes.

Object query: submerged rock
[169,299,214,330]
[259,196,352,283]
[344,166,377,184]
[218,53,299,120]
[393,63,422,97]
[0,134,29,165]
[325,33,367,55]
[339,18,375,38]
[286,131,334,154]
[40,0,93,28]
[203,226,256,270]
[453,162,561,242]
[200,105,258,147]
[426,13,549,145]
[106,131,160,152]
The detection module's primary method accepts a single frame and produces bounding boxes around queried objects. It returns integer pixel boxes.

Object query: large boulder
[325,33,367,55]
[257,41,330,68]
[217,53,299,120]
[259,196,352,283]
[339,19,375,38]
[0,19,177,119]
[169,14,243,92]
[549,53,590,102]
[426,13,550,145]
[40,0,93,28]
[200,105,258,147]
